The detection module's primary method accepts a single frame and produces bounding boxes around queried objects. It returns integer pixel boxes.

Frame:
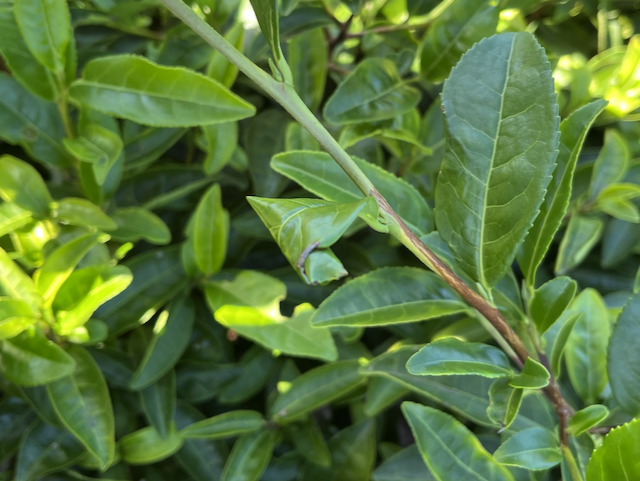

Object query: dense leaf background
[0,0,639,479]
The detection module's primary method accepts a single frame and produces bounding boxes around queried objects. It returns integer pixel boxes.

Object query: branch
[157,0,574,443]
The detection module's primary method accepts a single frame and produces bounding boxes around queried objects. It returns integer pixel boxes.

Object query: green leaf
[207,23,244,88]
[14,0,71,73]
[53,264,132,334]
[0,203,32,238]
[565,289,610,404]
[95,246,186,336]
[0,298,37,340]
[608,290,640,416]
[119,425,183,465]
[221,429,277,481]
[0,6,55,101]
[494,427,562,471]
[192,184,228,276]
[46,346,115,469]
[250,0,281,60]
[402,402,515,481]
[598,198,640,223]
[363,376,410,417]
[123,125,187,173]
[567,405,609,436]
[548,312,582,378]
[509,358,549,389]
[285,122,320,151]
[0,397,35,462]
[69,55,256,127]
[53,198,117,231]
[270,360,366,422]
[288,28,327,111]
[406,337,513,378]
[487,378,523,431]
[272,151,433,235]
[129,295,195,390]
[420,0,499,83]
[555,215,604,274]
[218,346,277,405]
[0,247,41,311]
[299,420,376,481]
[109,207,171,245]
[0,155,52,217]
[34,232,102,307]
[248,196,378,284]
[529,277,577,334]
[586,418,640,481]
[588,129,630,201]
[15,422,85,481]
[0,329,76,385]
[312,267,467,327]
[436,32,559,289]
[518,99,607,285]
[285,417,331,467]
[323,58,420,125]
[181,410,265,439]
[0,74,73,168]
[201,123,237,175]
[63,124,124,185]
[140,370,176,439]
[373,445,434,481]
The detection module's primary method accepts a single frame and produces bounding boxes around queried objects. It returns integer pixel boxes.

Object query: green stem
[56,72,74,139]
[563,445,585,481]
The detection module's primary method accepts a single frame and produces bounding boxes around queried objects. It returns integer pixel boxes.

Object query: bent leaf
[119,425,183,465]
[181,410,264,439]
[509,357,549,389]
[493,427,562,471]
[529,277,577,334]
[0,155,52,217]
[568,405,609,436]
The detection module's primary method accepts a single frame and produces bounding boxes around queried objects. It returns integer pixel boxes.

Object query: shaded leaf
[119,425,183,465]
[221,429,277,481]
[288,28,327,111]
[63,125,123,185]
[181,410,264,439]
[53,198,117,231]
[509,358,549,389]
[109,207,171,245]
[139,370,176,439]
[192,184,228,276]
[493,427,562,471]
[555,215,604,274]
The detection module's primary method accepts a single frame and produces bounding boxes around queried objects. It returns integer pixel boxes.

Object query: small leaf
[14,0,71,73]
[53,198,117,231]
[555,215,604,274]
[406,338,513,378]
[509,358,549,389]
[402,402,515,481]
[323,58,420,125]
[0,329,76,386]
[192,184,228,276]
[586,418,640,481]
[0,299,37,340]
[598,198,640,223]
[140,370,176,439]
[494,427,562,471]
[129,295,195,390]
[207,23,244,88]
[487,378,523,431]
[529,277,577,334]
[588,129,630,201]
[608,290,640,416]
[436,32,559,290]
[221,429,277,481]
[288,28,327,111]
[567,405,609,436]
[109,207,171,245]
[270,360,366,422]
[285,122,320,151]
[70,55,256,127]
[46,345,115,469]
[119,425,183,465]
[63,124,123,185]
[549,312,582,378]
[0,155,52,217]
[181,410,265,439]
[201,123,237,175]
[0,203,32,238]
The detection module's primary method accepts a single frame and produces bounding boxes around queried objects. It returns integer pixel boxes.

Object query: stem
[563,445,585,481]
[57,90,74,139]
[158,0,573,438]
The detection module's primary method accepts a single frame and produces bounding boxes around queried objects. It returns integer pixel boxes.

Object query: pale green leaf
[567,405,609,436]
[53,198,117,231]
[201,123,237,175]
[0,299,37,340]
[0,247,41,311]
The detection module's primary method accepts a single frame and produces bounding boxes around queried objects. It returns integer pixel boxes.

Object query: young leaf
[312,267,467,327]
[53,198,117,231]
[129,295,195,390]
[323,58,420,125]
[555,215,604,274]
[529,277,577,334]
[207,23,244,88]
[0,203,32,238]
[192,184,228,276]
[248,196,378,284]
[364,376,409,417]
[493,427,562,470]
[46,345,115,469]
[272,152,433,235]
[181,410,265,439]
[250,0,281,60]
[487,378,523,431]
[436,32,559,290]
[518,99,607,285]
[140,370,176,439]
[372,445,431,481]
[119,425,183,465]
[34,232,102,307]
[509,358,550,389]
[0,299,37,340]
[420,0,499,82]
[221,429,277,481]
[109,207,171,245]
[549,312,582,377]
[299,420,376,481]
[0,329,76,385]
[69,56,256,127]
[588,129,630,201]
[0,248,41,312]
[288,28,327,111]
[0,155,52,217]
[406,338,513,378]
[270,360,366,422]
[285,417,331,467]
[608,290,640,416]
[567,405,609,436]
[586,418,640,481]
[201,123,237,175]
[63,124,123,185]
[14,0,71,73]
[402,402,515,481]
[565,289,610,404]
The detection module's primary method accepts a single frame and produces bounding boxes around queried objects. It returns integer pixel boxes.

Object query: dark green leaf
[493,427,562,470]
[588,129,630,201]
[372,444,435,481]
[140,371,176,439]
[221,429,277,481]
[119,424,183,465]
[285,417,331,467]
[548,312,582,378]
[363,376,409,417]
[529,277,577,334]
[109,207,171,245]
[487,378,522,431]
[288,28,327,111]
[0,397,35,462]
[555,215,604,274]
[181,410,264,439]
